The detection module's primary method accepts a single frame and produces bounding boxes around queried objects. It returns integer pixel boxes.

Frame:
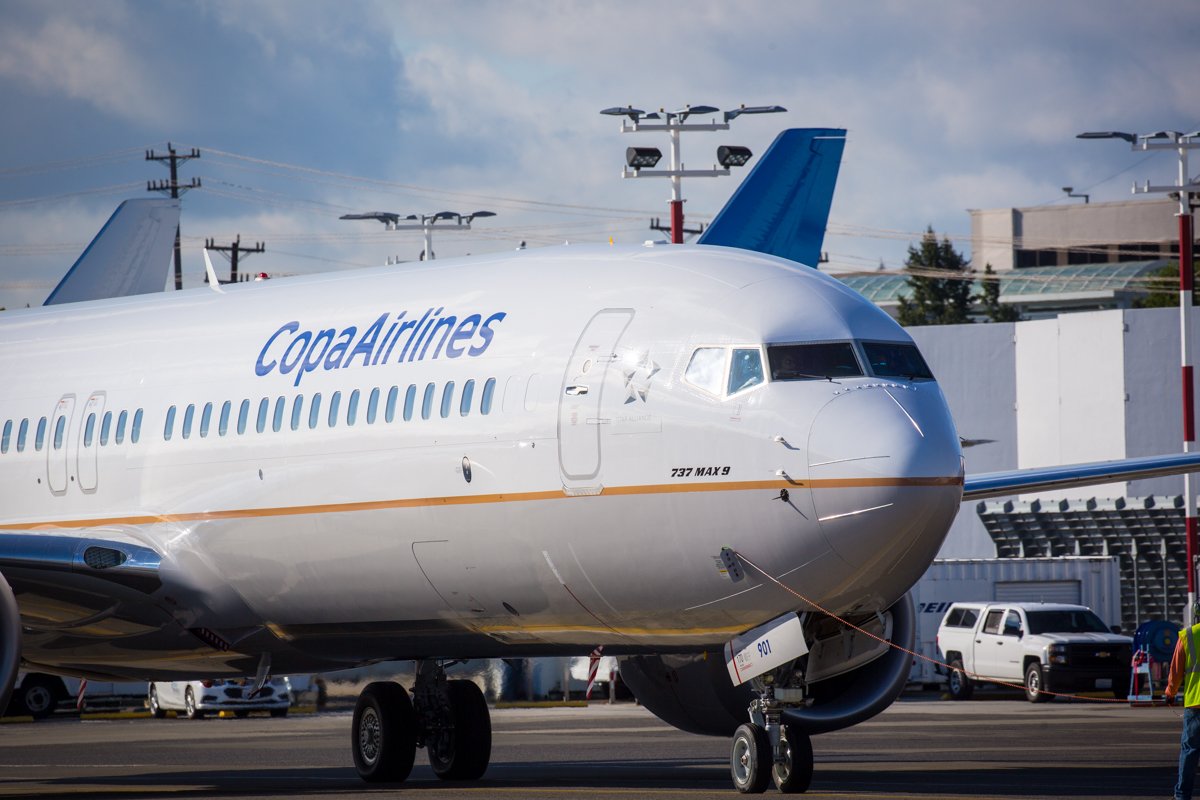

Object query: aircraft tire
[429,679,491,781]
[772,723,813,794]
[947,660,973,701]
[352,682,416,783]
[730,722,772,794]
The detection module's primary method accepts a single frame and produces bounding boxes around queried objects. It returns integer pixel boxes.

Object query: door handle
[565,385,589,396]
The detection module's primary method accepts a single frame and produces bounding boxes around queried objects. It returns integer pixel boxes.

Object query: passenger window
[131,409,143,443]
[116,411,128,444]
[768,342,863,381]
[256,398,269,434]
[862,341,934,381]
[728,348,764,394]
[291,395,304,431]
[421,383,435,420]
[440,382,455,418]
[100,412,112,446]
[961,608,979,627]
[53,416,66,450]
[982,610,1004,635]
[684,348,726,396]
[17,419,28,452]
[404,385,416,422]
[347,389,360,426]
[182,404,195,439]
[481,377,496,415]
[200,402,213,438]
[35,417,47,451]
[309,393,322,429]
[385,386,398,423]
[1004,611,1023,637]
[328,391,341,428]
[272,396,285,432]
[219,401,231,437]
[0,420,10,454]
[237,400,250,435]
[164,406,177,441]
[461,379,475,416]
[367,388,380,424]
[83,413,95,447]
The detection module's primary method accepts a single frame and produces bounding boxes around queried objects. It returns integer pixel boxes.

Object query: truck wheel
[947,660,973,701]
[1024,662,1051,703]
[19,675,63,719]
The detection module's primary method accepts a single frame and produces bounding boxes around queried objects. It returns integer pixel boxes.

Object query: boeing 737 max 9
[2,129,1198,794]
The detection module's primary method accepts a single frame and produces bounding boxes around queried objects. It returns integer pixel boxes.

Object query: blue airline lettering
[256,308,507,386]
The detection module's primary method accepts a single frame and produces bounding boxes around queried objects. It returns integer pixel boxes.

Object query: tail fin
[697,127,846,267]
[44,198,180,305]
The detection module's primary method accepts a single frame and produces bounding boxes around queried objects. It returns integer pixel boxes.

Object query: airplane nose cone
[807,384,962,604]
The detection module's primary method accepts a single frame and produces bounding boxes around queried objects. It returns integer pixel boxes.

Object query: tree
[974,263,1020,322]
[896,227,974,326]
[1133,261,1197,308]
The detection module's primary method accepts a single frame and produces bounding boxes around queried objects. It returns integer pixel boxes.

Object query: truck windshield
[1025,610,1110,634]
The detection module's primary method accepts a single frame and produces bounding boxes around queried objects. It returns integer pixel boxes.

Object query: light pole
[340,210,496,262]
[1079,129,1200,623]
[600,104,785,244]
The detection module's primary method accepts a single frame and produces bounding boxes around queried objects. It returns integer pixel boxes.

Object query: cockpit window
[862,341,934,380]
[768,343,863,381]
[728,349,764,394]
[684,348,726,395]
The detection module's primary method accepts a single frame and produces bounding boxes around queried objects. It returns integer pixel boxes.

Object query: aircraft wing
[697,127,846,268]
[963,451,1200,501]
[43,198,180,305]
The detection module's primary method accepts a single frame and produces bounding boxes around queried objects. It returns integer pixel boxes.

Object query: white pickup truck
[936,602,1133,702]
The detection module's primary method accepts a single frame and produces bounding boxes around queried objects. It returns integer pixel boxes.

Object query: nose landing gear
[730,684,814,794]
[351,660,492,784]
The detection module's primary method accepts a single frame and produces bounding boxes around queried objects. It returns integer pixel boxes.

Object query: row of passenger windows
[0,408,145,455]
[164,378,498,441]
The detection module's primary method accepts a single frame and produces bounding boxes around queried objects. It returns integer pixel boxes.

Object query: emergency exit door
[557,309,634,484]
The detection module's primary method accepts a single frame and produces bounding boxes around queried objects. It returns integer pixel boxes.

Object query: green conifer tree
[896,227,973,326]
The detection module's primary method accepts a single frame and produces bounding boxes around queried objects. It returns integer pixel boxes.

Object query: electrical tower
[146,142,201,290]
[204,235,265,284]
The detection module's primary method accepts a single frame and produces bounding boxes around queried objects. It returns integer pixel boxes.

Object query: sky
[1,0,1198,309]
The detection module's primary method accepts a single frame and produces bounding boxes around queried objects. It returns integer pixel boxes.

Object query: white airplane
[2,129,1198,795]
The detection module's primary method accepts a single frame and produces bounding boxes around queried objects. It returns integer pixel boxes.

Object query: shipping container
[909,557,1122,685]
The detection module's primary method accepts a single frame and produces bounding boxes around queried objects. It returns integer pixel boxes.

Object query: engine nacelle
[618,594,916,738]
[0,570,21,714]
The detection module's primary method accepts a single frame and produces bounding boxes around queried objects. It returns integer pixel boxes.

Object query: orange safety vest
[1179,624,1200,707]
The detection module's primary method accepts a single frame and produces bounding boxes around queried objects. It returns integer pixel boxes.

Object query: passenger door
[972,608,1011,679]
[77,392,105,493]
[46,395,76,495]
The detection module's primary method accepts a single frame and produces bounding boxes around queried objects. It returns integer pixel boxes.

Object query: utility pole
[600,104,785,244]
[1080,129,1200,624]
[204,235,265,284]
[146,142,201,290]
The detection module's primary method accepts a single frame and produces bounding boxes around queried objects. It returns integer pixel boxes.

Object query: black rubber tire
[947,659,974,701]
[148,685,167,719]
[352,682,416,783]
[269,707,288,718]
[772,723,813,794]
[730,722,772,794]
[1025,662,1051,703]
[184,686,205,719]
[19,675,62,720]
[428,679,492,781]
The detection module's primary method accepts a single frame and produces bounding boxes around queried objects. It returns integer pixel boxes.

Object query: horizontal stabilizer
[697,127,846,267]
[963,452,1200,501]
[44,198,180,305]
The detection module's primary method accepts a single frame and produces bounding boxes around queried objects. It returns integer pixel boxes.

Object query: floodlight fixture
[724,104,787,123]
[1077,131,1137,143]
[626,147,663,169]
[464,211,496,224]
[1061,186,1089,204]
[717,145,753,168]
[339,212,402,225]
[600,106,646,122]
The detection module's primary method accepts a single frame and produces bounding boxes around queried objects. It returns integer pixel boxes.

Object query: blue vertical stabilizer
[697,128,846,267]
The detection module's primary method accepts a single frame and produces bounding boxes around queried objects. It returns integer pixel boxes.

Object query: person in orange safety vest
[1168,620,1200,800]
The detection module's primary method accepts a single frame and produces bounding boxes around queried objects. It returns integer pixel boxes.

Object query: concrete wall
[909,305,1199,558]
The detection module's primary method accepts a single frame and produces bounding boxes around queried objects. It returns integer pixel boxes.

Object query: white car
[148,677,291,719]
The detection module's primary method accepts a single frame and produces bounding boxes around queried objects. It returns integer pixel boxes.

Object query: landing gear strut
[730,682,813,794]
[350,661,492,784]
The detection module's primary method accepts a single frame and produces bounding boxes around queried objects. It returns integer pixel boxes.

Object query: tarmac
[0,691,1187,799]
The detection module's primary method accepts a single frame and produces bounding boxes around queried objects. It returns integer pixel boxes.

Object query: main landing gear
[730,682,814,794]
[351,660,492,784]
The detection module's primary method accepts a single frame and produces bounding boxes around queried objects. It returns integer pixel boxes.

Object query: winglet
[697,128,846,268]
[44,198,180,305]
[203,249,226,294]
